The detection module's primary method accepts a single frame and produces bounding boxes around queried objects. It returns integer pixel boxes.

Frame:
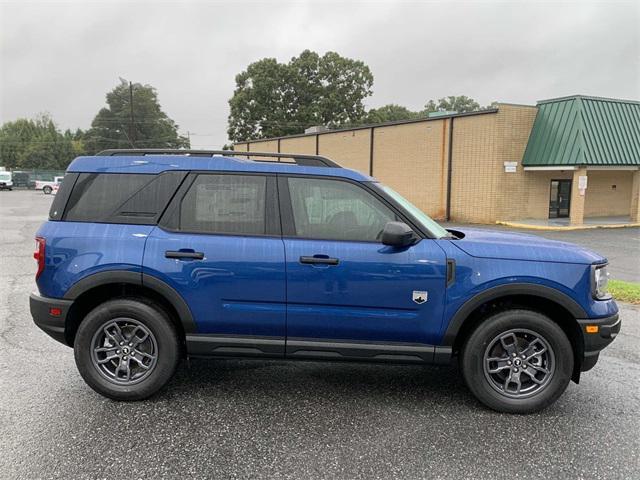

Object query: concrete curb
[495,221,640,231]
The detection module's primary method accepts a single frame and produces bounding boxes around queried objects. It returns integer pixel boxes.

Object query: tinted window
[63,172,184,223]
[179,174,267,235]
[111,171,186,224]
[287,177,397,241]
[49,173,79,220]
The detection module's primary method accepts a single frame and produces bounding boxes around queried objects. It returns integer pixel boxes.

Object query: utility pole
[129,81,136,147]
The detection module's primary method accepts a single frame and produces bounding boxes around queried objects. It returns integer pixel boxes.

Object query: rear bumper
[577,313,621,372]
[29,292,73,346]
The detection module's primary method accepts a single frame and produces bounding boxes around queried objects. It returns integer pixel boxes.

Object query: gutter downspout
[369,127,375,176]
[446,117,454,221]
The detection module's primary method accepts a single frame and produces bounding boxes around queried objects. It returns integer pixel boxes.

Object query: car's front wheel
[74,298,180,400]
[43,186,52,194]
[461,309,573,413]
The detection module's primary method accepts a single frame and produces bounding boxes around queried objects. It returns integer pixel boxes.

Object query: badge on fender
[412,291,428,304]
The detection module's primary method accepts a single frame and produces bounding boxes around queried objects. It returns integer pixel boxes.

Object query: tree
[227,50,374,141]
[361,104,421,124]
[423,95,482,114]
[0,114,78,169]
[84,79,189,154]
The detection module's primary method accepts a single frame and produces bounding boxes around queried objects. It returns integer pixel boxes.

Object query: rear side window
[63,172,185,223]
[49,173,79,220]
[179,174,267,235]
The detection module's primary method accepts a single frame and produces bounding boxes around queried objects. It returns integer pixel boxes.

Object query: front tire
[461,309,573,414]
[43,186,52,194]
[74,298,180,401]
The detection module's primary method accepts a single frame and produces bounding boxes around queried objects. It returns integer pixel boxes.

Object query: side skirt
[186,335,285,358]
[186,335,452,365]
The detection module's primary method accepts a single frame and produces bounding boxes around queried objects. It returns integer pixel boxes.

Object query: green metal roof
[522,95,640,166]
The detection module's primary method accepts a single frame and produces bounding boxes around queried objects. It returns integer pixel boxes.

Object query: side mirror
[381,222,416,247]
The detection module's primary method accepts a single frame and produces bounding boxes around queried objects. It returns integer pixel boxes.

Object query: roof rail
[96,149,340,168]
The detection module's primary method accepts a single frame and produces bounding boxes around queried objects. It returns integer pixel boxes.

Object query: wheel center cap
[513,358,522,367]
[122,347,130,354]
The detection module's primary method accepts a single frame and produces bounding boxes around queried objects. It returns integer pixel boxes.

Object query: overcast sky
[1,0,638,147]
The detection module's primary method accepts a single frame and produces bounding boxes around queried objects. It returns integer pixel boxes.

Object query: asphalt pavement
[1,190,639,479]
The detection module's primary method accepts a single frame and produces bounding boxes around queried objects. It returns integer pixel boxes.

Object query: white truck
[0,171,13,191]
[35,176,64,194]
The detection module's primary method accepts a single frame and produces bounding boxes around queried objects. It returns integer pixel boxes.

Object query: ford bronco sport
[30,149,620,413]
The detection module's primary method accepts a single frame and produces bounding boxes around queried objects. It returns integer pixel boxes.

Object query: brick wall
[373,120,449,219]
[319,129,371,173]
[233,105,604,224]
[584,171,634,217]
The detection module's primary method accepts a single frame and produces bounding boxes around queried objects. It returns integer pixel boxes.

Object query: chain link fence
[6,169,67,188]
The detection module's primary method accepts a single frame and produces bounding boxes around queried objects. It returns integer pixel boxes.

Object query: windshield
[0,173,11,181]
[377,184,450,239]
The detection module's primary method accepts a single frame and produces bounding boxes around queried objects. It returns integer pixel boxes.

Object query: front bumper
[29,292,73,346]
[577,313,621,372]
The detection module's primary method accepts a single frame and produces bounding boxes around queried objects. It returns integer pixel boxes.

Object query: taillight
[34,237,45,279]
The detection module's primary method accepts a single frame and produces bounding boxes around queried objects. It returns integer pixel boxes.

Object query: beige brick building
[235,95,640,226]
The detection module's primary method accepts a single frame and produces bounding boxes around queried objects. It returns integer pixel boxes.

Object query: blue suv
[30,149,620,412]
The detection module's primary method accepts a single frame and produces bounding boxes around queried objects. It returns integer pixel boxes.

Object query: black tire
[461,309,573,414]
[43,186,52,194]
[74,298,180,401]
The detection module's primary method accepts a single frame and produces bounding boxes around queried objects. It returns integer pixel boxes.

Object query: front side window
[376,184,450,239]
[287,177,397,242]
[180,174,267,235]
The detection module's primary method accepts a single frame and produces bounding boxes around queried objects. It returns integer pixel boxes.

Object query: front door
[143,173,286,357]
[549,179,572,218]
[279,176,447,362]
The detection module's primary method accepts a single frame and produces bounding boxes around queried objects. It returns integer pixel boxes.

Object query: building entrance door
[549,179,571,218]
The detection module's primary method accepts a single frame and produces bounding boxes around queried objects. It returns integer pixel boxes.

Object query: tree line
[0,79,188,170]
[1,51,494,169]
[227,50,496,141]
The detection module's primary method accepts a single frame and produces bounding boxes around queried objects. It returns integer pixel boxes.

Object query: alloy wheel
[483,328,555,399]
[90,318,158,385]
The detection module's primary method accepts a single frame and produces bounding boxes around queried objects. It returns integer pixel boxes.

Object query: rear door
[279,175,447,362]
[143,172,286,357]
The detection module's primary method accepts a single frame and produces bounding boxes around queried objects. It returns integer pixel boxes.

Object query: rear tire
[460,309,573,414]
[74,298,180,401]
[43,186,52,194]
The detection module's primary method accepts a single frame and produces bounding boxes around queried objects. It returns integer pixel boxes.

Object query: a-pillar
[570,167,587,226]
[631,169,640,223]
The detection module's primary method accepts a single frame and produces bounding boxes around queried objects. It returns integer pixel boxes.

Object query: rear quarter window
[61,172,185,224]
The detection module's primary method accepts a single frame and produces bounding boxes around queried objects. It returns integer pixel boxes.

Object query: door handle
[299,255,339,266]
[165,250,204,260]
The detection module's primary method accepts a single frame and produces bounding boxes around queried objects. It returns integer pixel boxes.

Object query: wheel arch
[444,283,586,382]
[63,270,196,347]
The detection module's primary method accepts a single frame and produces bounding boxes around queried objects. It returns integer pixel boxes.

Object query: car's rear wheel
[461,309,573,413]
[43,186,52,194]
[74,298,180,400]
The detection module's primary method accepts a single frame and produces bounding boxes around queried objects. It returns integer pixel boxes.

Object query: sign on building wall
[504,161,518,173]
[578,175,588,195]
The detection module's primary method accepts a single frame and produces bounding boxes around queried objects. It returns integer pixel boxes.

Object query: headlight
[591,264,611,300]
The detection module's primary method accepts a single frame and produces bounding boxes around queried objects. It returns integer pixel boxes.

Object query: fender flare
[442,283,587,347]
[63,270,196,333]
